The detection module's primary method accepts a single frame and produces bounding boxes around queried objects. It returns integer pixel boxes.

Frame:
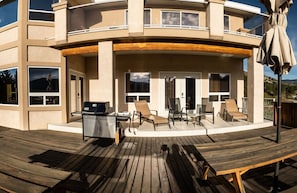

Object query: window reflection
[29,67,60,106]
[0,0,18,27]
[125,72,150,103]
[0,68,18,105]
[29,0,58,21]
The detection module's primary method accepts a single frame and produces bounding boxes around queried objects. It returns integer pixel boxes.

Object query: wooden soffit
[61,42,252,57]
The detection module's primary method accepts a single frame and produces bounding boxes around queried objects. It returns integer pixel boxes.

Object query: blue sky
[233,0,297,80]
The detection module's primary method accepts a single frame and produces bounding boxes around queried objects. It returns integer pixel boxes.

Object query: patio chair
[224,99,247,122]
[197,98,215,124]
[168,98,188,125]
[133,100,170,130]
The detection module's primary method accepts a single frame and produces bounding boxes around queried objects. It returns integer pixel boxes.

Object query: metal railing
[242,97,275,120]
[224,29,262,39]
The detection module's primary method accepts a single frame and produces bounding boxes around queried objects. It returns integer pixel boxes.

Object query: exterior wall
[28,46,61,63]
[28,24,54,40]
[229,15,244,31]
[0,109,21,129]
[0,26,18,45]
[0,47,18,66]
[29,111,63,130]
[116,54,243,115]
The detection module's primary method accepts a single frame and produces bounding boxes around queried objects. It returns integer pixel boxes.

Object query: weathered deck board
[1,126,297,193]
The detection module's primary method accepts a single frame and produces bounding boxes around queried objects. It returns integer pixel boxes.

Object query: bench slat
[195,129,297,176]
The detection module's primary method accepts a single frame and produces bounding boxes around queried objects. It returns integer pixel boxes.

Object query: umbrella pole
[276,73,281,143]
[272,73,282,193]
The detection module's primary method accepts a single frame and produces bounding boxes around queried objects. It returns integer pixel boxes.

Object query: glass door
[160,72,201,116]
[70,72,85,119]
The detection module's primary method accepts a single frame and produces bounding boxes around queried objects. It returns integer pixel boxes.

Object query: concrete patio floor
[48,115,273,137]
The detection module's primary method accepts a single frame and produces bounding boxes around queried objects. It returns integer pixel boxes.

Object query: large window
[29,67,60,106]
[0,0,18,28]
[125,72,150,103]
[0,68,18,105]
[209,73,230,102]
[162,11,199,28]
[29,0,58,21]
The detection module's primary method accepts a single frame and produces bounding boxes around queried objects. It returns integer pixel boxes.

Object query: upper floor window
[0,68,18,105]
[126,9,151,26]
[224,15,230,30]
[28,67,60,106]
[125,72,150,103]
[29,0,58,21]
[209,73,230,102]
[162,11,199,28]
[0,0,18,28]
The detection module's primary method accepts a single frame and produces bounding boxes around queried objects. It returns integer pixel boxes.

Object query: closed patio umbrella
[257,0,296,192]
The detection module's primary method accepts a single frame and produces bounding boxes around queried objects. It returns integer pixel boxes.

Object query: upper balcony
[51,0,267,48]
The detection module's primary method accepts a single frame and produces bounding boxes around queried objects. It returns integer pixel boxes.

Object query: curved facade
[0,0,266,130]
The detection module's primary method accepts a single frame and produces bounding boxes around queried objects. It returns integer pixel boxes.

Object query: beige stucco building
[0,0,266,131]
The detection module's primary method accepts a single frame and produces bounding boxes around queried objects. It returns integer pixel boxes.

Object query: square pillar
[97,41,114,107]
[128,0,144,36]
[247,48,264,123]
[207,0,226,39]
[52,1,68,43]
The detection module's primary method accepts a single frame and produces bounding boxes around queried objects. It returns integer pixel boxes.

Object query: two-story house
[0,0,267,131]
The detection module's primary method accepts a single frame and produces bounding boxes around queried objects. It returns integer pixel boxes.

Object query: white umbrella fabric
[257,0,296,192]
[257,0,296,75]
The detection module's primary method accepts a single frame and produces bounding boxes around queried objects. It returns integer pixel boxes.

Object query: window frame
[0,67,18,106]
[208,73,231,102]
[28,0,58,22]
[161,10,199,28]
[125,72,151,103]
[28,66,61,106]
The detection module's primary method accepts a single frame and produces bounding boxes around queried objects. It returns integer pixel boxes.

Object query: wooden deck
[1,126,297,193]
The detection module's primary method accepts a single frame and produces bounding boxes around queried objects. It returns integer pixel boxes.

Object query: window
[224,15,229,31]
[209,73,230,102]
[182,12,199,27]
[0,0,18,28]
[162,11,199,28]
[28,67,60,106]
[162,11,180,26]
[125,72,150,103]
[125,9,151,26]
[0,68,18,105]
[29,0,58,21]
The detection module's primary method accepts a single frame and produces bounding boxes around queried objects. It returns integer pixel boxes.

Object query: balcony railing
[144,24,209,31]
[224,29,262,39]
[242,97,275,121]
[68,25,128,36]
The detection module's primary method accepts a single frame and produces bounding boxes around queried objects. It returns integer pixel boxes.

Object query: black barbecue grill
[82,101,115,141]
[82,101,130,144]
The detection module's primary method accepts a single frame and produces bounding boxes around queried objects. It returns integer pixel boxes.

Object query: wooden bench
[195,129,297,193]
[0,154,71,193]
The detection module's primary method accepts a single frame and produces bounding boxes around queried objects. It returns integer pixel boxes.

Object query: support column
[52,1,68,43]
[207,0,226,39]
[128,0,144,36]
[247,48,264,123]
[97,41,114,108]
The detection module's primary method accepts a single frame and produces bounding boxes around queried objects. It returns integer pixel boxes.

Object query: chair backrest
[225,99,239,113]
[202,98,213,112]
[168,98,181,112]
[134,100,151,116]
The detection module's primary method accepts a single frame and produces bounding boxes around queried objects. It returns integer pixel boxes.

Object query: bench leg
[232,171,246,193]
[202,164,210,180]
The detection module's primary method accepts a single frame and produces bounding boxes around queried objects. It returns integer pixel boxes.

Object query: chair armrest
[150,110,158,115]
